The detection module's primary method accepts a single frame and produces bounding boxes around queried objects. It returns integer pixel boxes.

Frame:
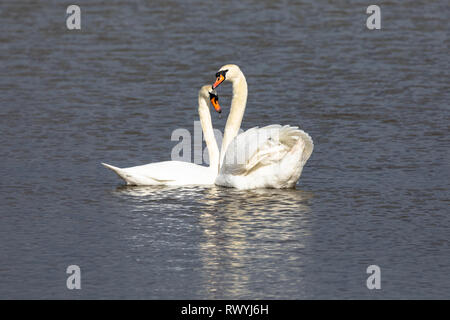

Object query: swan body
[102,161,217,186]
[212,64,314,189]
[102,85,220,186]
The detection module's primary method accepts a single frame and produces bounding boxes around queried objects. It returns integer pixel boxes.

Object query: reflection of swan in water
[113,185,312,216]
[112,185,313,299]
[113,185,212,213]
[196,187,313,298]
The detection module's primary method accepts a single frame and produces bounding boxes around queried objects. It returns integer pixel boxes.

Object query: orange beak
[212,74,225,89]
[210,95,221,113]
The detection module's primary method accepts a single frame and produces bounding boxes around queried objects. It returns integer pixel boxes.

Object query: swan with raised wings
[102,85,222,185]
[211,64,314,189]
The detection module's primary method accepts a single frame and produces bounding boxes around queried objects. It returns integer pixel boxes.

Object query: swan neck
[198,96,220,172]
[220,72,248,165]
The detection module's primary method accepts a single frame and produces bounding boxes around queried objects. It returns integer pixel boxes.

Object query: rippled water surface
[0,0,449,299]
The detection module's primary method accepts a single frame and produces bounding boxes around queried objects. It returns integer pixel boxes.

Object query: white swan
[102,85,222,185]
[211,64,314,189]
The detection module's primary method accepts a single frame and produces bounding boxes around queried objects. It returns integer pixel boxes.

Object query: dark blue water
[0,0,449,299]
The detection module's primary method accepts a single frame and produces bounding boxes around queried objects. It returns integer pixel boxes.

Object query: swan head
[212,64,242,89]
[199,84,221,113]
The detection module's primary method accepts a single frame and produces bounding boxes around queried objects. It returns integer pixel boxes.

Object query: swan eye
[212,70,228,89]
[215,70,228,78]
[209,92,218,101]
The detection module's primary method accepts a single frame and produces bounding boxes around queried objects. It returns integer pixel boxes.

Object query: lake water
[0,0,448,299]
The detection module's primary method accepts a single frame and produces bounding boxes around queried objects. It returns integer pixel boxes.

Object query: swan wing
[220,125,313,176]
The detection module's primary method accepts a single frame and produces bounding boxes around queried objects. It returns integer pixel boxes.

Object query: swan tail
[102,162,134,184]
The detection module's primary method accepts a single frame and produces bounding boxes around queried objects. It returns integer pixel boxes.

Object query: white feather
[216,125,313,189]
